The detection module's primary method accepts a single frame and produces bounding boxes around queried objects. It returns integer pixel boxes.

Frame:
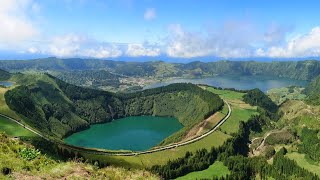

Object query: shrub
[19,147,41,161]
[264,146,276,159]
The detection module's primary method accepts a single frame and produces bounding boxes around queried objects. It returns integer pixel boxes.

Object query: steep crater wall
[5,75,223,144]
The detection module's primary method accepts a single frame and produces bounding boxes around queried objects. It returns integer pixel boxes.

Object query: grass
[0,116,35,137]
[175,161,230,180]
[203,111,226,131]
[0,132,159,179]
[267,87,306,105]
[278,100,320,130]
[220,107,257,135]
[0,87,21,120]
[207,87,245,100]
[84,130,231,168]
[286,152,320,176]
[206,86,258,135]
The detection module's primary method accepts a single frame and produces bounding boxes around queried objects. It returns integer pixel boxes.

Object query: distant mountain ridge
[0,58,320,80]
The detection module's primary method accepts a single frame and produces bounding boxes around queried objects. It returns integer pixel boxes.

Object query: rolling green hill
[50,70,121,89]
[1,58,320,80]
[243,88,278,113]
[305,75,320,105]
[4,73,223,144]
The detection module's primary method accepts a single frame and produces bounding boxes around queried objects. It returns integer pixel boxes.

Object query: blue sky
[1,0,320,60]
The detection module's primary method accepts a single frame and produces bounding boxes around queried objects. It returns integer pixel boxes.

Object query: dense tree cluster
[243,88,278,113]
[298,128,320,162]
[0,69,11,81]
[151,148,218,179]
[220,148,318,180]
[305,75,320,105]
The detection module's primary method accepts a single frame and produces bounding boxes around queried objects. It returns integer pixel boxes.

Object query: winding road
[0,113,49,141]
[0,100,231,156]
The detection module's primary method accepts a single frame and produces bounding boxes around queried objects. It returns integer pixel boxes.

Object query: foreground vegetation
[0,132,159,179]
[0,116,35,137]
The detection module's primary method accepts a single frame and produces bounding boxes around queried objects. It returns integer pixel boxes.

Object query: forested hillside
[305,75,320,105]
[243,88,278,112]
[50,70,121,89]
[1,58,320,80]
[4,74,223,143]
[0,69,11,81]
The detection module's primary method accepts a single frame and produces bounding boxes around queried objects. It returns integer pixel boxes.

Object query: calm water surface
[64,116,183,151]
[0,82,13,87]
[144,75,308,92]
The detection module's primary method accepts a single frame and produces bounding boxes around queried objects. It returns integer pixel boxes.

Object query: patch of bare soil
[183,112,218,141]
[250,129,294,157]
[227,99,254,109]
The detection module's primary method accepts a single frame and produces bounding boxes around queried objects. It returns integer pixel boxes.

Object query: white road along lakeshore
[0,100,232,156]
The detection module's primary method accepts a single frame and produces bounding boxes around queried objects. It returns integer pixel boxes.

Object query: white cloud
[126,43,160,57]
[47,34,123,58]
[26,34,122,58]
[166,25,212,58]
[0,0,38,45]
[27,46,40,54]
[82,46,123,58]
[258,27,320,57]
[144,8,156,21]
[165,23,255,58]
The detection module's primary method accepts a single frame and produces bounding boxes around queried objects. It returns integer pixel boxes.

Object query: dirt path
[251,130,279,156]
[184,112,218,140]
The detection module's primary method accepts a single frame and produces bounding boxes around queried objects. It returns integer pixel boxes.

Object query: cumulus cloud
[257,27,320,58]
[144,8,156,21]
[29,34,123,58]
[0,0,38,46]
[166,23,257,58]
[126,43,160,57]
[49,34,123,58]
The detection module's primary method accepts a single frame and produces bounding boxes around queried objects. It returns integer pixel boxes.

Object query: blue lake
[143,76,308,92]
[0,82,14,87]
[64,116,183,151]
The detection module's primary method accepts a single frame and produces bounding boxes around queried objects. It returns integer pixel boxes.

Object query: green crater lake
[64,116,183,151]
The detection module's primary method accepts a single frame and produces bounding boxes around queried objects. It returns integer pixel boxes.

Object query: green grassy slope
[305,75,320,105]
[207,87,258,134]
[0,132,159,179]
[175,161,230,180]
[0,116,35,137]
